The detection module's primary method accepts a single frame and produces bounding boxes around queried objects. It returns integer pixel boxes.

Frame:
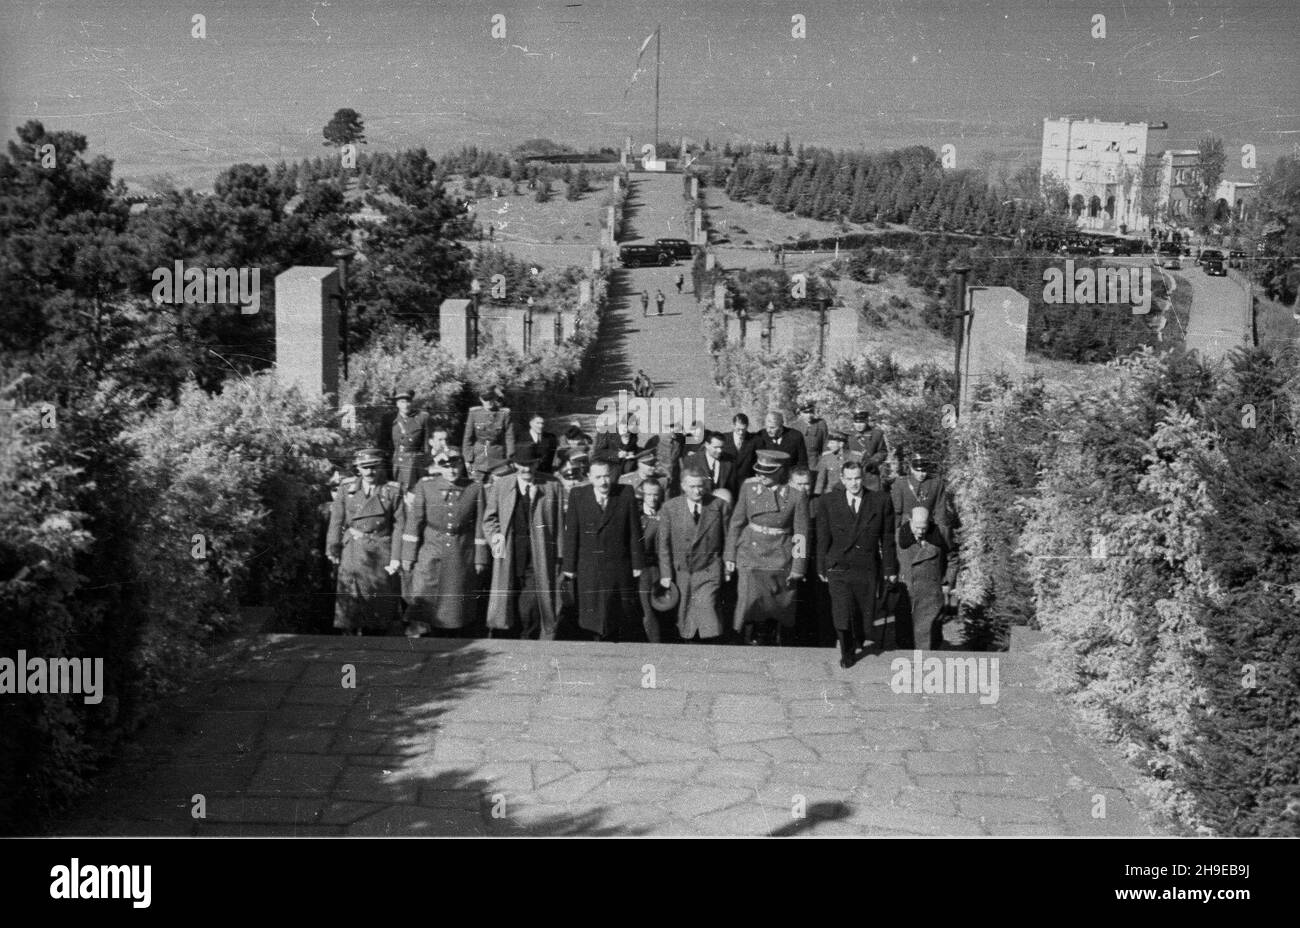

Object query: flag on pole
[623,29,658,98]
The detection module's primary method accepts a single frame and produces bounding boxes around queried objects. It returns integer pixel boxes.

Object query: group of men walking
[325,391,958,667]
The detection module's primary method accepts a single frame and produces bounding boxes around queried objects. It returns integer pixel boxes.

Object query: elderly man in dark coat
[896,505,958,651]
[658,465,730,642]
[481,451,562,639]
[752,411,809,469]
[562,457,645,641]
[400,448,486,637]
[327,448,405,634]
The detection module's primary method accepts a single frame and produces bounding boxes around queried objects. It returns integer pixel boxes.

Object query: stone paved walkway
[53,636,1164,836]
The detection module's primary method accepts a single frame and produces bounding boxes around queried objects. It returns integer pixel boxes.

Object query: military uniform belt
[348,528,389,540]
[748,524,789,536]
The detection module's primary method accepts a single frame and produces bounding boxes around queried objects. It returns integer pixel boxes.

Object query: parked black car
[655,238,694,260]
[1200,248,1226,276]
[619,244,673,267]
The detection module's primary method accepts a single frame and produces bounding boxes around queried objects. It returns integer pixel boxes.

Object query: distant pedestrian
[675,272,684,293]
[640,290,650,315]
[655,289,666,315]
[488,225,495,242]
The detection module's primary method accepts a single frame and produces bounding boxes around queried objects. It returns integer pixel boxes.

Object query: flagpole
[654,26,661,157]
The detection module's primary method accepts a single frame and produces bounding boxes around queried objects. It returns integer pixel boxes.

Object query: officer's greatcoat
[401,474,486,632]
[327,478,404,632]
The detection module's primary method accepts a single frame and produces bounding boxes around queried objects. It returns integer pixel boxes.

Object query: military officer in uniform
[462,388,516,478]
[725,449,809,645]
[400,448,488,637]
[327,447,405,634]
[792,401,829,474]
[814,429,850,496]
[847,409,888,491]
[390,389,432,493]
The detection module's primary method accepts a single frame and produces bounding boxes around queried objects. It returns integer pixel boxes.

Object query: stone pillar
[690,175,699,199]
[613,174,621,194]
[275,266,340,401]
[438,298,474,359]
[705,252,716,270]
[606,206,617,246]
[591,249,602,272]
[694,208,704,244]
[579,280,592,305]
[960,286,1029,417]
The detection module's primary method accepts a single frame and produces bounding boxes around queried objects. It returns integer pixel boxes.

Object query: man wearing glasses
[327,448,405,635]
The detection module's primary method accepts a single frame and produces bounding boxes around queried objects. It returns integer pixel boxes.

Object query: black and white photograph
[0,0,1296,890]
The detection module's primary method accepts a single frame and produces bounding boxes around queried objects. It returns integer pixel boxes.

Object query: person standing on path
[725,449,808,645]
[562,458,645,642]
[675,272,684,293]
[327,448,405,635]
[640,290,650,316]
[655,289,666,316]
[814,460,897,667]
[659,466,730,642]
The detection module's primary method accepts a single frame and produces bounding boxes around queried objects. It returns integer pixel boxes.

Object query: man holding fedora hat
[327,447,406,634]
[562,456,645,642]
[725,449,809,645]
[658,466,730,642]
[390,389,432,493]
[481,449,562,640]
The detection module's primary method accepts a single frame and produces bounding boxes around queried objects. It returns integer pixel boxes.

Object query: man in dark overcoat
[815,460,897,667]
[562,457,645,641]
[481,451,562,639]
[400,448,486,636]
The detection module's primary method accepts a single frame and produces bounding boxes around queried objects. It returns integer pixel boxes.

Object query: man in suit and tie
[815,460,898,667]
[657,466,730,642]
[753,411,809,469]
[722,413,759,485]
[684,432,734,497]
[481,451,562,640]
[519,412,559,474]
[562,457,646,641]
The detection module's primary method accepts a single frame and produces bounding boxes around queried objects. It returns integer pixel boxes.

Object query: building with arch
[1040,116,1158,234]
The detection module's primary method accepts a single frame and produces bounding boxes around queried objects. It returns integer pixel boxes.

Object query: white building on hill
[1040,116,1157,234]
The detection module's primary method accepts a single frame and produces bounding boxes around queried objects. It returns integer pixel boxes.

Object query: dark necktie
[692,504,700,525]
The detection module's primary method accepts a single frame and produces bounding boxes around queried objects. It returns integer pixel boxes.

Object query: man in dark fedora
[390,389,432,493]
[327,447,405,634]
[815,460,897,667]
[562,456,645,641]
[658,465,729,642]
[481,449,562,640]
[726,449,808,645]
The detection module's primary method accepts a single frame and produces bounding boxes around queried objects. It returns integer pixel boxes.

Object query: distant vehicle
[1160,255,1183,270]
[655,238,694,260]
[1228,250,1247,268]
[1200,249,1226,276]
[1096,238,1120,255]
[619,244,673,268]
[1061,240,1098,257]
[1157,242,1181,257]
